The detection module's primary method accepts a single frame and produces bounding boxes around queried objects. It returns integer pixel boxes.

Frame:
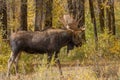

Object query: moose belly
[23,47,46,54]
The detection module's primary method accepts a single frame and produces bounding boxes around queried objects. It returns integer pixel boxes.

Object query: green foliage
[0,35,10,72]
[52,0,67,28]
[27,0,35,31]
[98,31,120,59]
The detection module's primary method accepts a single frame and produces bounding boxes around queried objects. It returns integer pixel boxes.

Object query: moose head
[59,14,85,53]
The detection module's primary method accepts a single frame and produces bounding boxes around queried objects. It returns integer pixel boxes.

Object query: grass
[0,61,120,80]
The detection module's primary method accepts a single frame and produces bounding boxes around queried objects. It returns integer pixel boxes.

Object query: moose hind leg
[14,53,21,76]
[7,51,19,77]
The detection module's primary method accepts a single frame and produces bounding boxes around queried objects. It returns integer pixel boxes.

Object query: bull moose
[7,14,85,77]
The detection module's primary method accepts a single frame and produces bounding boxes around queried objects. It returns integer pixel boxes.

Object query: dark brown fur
[7,28,84,77]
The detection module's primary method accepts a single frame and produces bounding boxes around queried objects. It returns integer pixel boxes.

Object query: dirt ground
[0,62,120,80]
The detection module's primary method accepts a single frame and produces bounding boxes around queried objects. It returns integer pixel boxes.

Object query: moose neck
[57,30,73,47]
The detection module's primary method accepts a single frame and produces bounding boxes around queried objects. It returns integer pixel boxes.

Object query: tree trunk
[44,0,53,28]
[0,0,7,39]
[110,0,116,35]
[77,0,85,41]
[106,0,116,35]
[11,0,16,31]
[97,0,105,32]
[89,0,98,49]
[76,0,85,27]
[67,0,73,15]
[67,0,76,18]
[20,0,27,31]
[35,0,43,31]
[106,1,112,33]
[67,0,86,42]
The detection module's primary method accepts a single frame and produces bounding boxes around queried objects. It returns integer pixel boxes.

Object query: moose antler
[63,14,73,24]
[59,14,84,31]
[59,14,74,30]
[59,16,67,27]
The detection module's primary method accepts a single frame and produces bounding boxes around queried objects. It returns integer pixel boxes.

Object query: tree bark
[106,1,112,33]
[0,0,7,39]
[67,0,86,42]
[89,0,98,49]
[11,0,16,20]
[67,0,76,18]
[97,0,105,32]
[77,0,85,41]
[20,0,27,31]
[106,0,116,35]
[67,0,73,15]
[44,0,53,28]
[35,0,43,31]
[110,0,116,35]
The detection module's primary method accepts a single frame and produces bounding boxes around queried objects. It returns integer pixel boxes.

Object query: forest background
[0,0,120,80]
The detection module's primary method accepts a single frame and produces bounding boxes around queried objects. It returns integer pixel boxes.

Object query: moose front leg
[55,52,62,75]
[47,53,52,68]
